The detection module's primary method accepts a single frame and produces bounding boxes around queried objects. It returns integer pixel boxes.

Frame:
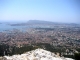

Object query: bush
[74,53,80,60]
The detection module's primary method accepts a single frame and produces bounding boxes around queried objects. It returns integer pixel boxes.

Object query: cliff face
[2,49,74,60]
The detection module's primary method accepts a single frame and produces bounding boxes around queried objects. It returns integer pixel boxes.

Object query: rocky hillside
[1,49,74,60]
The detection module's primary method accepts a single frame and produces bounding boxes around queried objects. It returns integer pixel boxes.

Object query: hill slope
[2,49,74,60]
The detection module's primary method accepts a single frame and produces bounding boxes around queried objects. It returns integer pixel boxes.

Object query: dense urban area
[0,21,80,60]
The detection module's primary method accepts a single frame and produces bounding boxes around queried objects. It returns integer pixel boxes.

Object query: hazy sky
[0,0,80,23]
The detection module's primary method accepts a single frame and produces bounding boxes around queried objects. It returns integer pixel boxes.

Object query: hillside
[1,49,74,60]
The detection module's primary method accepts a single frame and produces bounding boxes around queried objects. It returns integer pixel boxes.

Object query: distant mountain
[27,20,55,24]
[9,20,79,27]
[9,20,56,26]
[2,49,74,60]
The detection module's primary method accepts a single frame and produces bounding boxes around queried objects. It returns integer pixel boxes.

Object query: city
[0,21,80,59]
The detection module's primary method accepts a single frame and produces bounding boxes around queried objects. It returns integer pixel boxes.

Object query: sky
[0,0,80,23]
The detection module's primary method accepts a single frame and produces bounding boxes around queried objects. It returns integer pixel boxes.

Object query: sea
[0,23,28,32]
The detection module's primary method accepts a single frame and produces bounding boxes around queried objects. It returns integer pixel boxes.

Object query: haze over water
[0,23,28,32]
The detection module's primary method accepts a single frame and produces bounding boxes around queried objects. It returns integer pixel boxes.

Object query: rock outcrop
[2,49,74,60]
